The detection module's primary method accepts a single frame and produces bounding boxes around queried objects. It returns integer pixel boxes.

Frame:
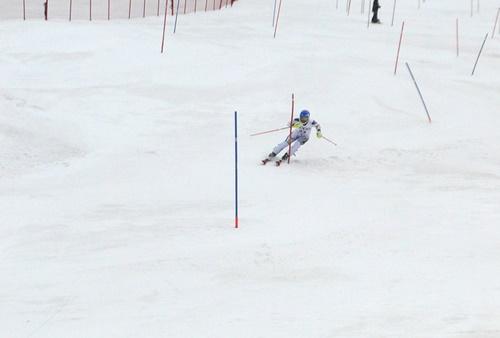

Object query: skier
[44,0,48,20]
[262,110,322,166]
[371,0,381,24]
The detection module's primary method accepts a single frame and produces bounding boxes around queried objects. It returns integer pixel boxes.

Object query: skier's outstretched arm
[313,120,322,138]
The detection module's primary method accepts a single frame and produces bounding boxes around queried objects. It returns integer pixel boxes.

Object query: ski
[261,158,283,166]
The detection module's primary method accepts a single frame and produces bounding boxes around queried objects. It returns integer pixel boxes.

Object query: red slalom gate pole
[194,0,197,12]
[69,0,72,21]
[234,111,239,229]
[205,0,208,11]
[184,0,187,14]
[171,0,174,16]
[250,126,288,137]
[394,21,405,75]
[161,0,168,53]
[492,8,500,39]
[471,33,488,76]
[157,0,160,15]
[23,0,26,20]
[287,94,295,164]
[143,0,146,17]
[128,0,132,18]
[213,0,215,10]
[89,0,92,21]
[108,0,111,20]
[273,0,283,38]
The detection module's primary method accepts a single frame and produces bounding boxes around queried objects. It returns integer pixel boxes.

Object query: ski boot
[262,152,276,165]
[275,153,289,166]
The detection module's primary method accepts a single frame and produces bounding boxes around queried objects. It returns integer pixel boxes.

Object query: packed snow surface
[1,0,500,337]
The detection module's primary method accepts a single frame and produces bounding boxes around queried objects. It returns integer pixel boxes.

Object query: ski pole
[322,136,337,146]
[250,126,288,137]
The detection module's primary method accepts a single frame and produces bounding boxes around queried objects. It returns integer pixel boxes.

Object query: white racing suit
[273,118,321,157]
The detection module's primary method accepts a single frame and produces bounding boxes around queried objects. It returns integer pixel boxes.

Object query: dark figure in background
[43,0,48,20]
[372,0,381,24]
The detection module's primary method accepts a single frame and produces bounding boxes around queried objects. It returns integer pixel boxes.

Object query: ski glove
[316,131,323,138]
[291,121,303,129]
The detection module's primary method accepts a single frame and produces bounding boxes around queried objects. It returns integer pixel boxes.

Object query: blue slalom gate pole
[234,111,239,229]
[272,0,277,27]
[174,0,181,33]
[471,33,488,76]
[405,62,432,123]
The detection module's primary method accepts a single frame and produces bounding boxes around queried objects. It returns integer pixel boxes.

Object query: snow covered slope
[1,1,500,337]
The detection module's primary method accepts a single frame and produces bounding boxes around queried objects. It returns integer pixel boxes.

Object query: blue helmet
[299,110,310,122]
